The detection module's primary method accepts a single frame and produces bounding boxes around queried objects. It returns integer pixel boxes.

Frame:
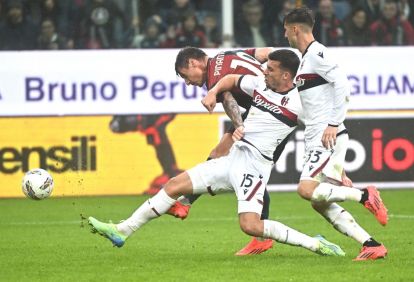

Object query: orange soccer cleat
[363,186,388,226]
[354,244,388,261]
[166,201,191,220]
[235,237,273,256]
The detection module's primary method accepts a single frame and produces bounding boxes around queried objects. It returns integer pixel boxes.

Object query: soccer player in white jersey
[283,6,388,261]
[87,50,345,257]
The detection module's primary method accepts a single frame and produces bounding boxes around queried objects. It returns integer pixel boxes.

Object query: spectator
[313,0,346,46]
[75,0,127,49]
[344,6,370,45]
[201,12,221,48]
[398,0,411,22]
[360,0,384,23]
[332,0,351,20]
[37,18,68,49]
[0,0,37,50]
[161,12,206,48]
[139,17,163,48]
[234,0,273,47]
[272,0,295,47]
[160,0,195,28]
[369,0,414,45]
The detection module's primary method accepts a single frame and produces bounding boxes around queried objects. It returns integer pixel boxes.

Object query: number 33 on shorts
[302,149,333,179]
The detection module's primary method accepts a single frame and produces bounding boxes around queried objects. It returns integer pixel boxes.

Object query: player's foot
[363,186,388,226]
[354,244,387,261]
[88,217,127,247]
[314,235,345,256]
[166,201,191,220]
[235,237,273,256]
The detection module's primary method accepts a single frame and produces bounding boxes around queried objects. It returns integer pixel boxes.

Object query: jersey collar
[302,40,316,57]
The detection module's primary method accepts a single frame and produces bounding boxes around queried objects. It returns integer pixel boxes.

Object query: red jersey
[206,49,264,109]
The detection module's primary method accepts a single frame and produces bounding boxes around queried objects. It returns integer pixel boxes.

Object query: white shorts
[187,143,273,215]
[300,133,348,183]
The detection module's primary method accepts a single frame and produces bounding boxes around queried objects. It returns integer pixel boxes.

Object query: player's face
[264,60,285,91]
[178,60,205,87]
[284,23,298,49]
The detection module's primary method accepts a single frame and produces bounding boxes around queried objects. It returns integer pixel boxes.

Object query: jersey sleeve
[311,50,350,126]
[238,74,260,97]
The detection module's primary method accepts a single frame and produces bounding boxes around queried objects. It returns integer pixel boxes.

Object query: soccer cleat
[235,237,274,256]
[314,235,346,256]
[354,244,387,261]
[166,202,191,220]
[364,186,388,226]
[88,217,127,247]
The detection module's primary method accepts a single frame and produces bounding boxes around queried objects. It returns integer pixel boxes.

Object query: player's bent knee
[164,172,193,199]
[297,184,312,200]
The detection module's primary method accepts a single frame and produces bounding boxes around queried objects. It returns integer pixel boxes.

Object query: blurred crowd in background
[0,0,414,50]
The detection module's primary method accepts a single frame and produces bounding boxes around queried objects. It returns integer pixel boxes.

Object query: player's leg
[298,134,388,225]
[238,212,344,256]
[232,156,344,257]
[235,189,273,256]
[88,171,191,247]
[167,132,235,218]
[88,154,232,247]
[299,134,387,260]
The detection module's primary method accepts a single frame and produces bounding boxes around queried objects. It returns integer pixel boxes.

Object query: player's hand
[232,126,245,142]
[201,91,217,113]
[321,125,338,149]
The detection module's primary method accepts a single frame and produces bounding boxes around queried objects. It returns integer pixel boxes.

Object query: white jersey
[237,74,302,161]
[295,41,350,148]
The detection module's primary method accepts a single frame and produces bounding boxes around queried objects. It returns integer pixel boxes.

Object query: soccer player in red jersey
[171,46,276,255]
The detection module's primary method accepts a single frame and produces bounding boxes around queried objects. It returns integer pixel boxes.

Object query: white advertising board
[0,47,413,116]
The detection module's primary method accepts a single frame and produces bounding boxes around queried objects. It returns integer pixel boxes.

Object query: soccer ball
[22,168,54,200]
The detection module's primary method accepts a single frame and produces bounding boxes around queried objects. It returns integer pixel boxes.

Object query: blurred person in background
[272,0,296,47]
[0,0,37,50]
[75,0,127,49]
[234,0,273,47]
[313,0,346,46]
[37,18,69,49]
[369,0,414,45]
[360,0,384,23]
[344,6,370,45]
[201,12,221,48]
[161,11,206,48]
[138,16,163,48]
[331,0,351,20]
[397,0,411,22]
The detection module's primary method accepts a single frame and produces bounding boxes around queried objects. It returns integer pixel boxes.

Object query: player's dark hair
[175,47,207,76]
[284,6,315,28]
[268,49,300,77]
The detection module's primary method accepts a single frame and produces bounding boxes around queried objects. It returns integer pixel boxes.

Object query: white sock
[263,220,319,252]
[319,203,371,244]
[117,189,176,236]
[177,195,191,206]
[312,182,362,203]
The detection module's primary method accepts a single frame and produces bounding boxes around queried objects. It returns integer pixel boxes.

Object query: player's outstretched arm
[202,74,242,113]
[254,47,274,63]
[222,91,243,129]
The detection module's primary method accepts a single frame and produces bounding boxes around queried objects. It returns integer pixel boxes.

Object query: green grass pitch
[1,190,413,281]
